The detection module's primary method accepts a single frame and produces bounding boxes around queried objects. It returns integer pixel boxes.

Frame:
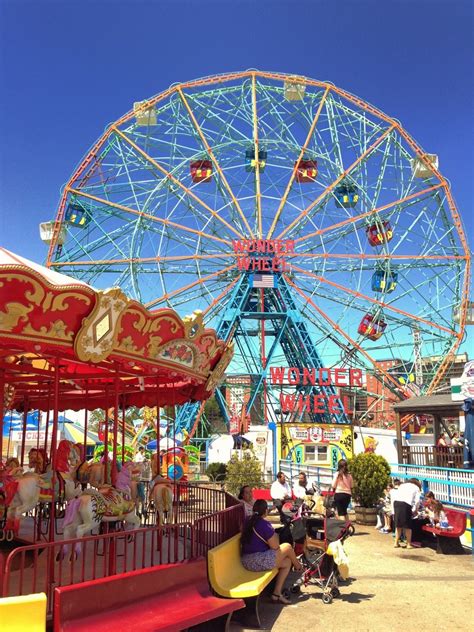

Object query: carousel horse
[1,441,82,540]
[149,475,174,525]
[62,482,140,556]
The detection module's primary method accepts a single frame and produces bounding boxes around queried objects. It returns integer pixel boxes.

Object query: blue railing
[279,459,474,552]
[390,463,474,508]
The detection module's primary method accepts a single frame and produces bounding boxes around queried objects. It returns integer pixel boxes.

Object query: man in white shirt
[293,472,309,501]
[270,471,292,513]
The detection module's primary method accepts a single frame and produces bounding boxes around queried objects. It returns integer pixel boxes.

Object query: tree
[225,450,263,496]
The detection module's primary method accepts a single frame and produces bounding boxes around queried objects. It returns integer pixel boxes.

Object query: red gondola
[295,159,317,183]
[190,160,212,183]
[357,313,387,341]
[366,220,393,246]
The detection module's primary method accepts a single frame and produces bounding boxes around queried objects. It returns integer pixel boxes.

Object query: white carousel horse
[1,441,82,540]
[62,484,140,556]
[149,475,174,525]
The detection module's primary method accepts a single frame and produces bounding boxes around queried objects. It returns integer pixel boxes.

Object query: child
[428,500,450,529]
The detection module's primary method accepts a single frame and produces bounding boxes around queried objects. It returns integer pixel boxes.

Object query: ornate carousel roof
[0,248,233,410]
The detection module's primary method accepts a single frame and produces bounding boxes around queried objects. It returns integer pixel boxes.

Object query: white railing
[390,463,474,508]
[279,460,474,508]
[279,460,335,490]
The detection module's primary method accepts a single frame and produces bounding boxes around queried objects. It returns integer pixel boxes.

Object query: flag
[252,273,275,288]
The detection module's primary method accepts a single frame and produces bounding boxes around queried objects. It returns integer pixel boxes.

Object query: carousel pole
[48,357,61,543]
[20,395,29,466]
[111,369,119,486]
[121,400,126,466]
[0,369,4,463]
[43,383,51,459]
[103,388,109,484]
[83,382,89,461]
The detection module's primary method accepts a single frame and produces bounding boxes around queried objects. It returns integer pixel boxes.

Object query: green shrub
[349,452,391,508]
[225,450,263,497]
[205,462,227,481]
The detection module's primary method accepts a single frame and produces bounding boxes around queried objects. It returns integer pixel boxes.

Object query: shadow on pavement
[340,591,375,604]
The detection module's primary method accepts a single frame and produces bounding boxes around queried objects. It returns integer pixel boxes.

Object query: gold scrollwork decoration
[24,319,73,341]
[205,343,234,393]
[74,287,130,363]
[0,303,33,332]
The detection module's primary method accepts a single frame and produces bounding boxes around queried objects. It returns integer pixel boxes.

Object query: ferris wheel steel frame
[45,70,471,436]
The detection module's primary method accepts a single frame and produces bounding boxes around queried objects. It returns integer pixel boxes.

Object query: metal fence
[0,484,242,617]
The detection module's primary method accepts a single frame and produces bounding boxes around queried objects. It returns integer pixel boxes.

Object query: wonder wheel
[42,71,471,434]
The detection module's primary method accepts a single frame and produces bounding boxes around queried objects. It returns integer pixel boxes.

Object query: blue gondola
[65,203,90,228]
[371,268,398,293]
[245,147,267,172]
[335,183,359,208]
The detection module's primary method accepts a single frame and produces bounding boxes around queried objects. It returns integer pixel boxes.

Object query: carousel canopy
[0,248,233,411]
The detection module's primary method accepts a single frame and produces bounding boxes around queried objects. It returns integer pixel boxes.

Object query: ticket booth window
[305,444,328,462]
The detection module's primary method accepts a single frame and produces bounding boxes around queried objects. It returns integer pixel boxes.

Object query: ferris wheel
[42,70,471,434]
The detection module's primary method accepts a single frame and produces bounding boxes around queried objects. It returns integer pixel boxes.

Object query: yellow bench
[208,533,278,628]
[0,593,47,632]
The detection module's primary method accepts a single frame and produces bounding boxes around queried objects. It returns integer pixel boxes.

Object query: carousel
[0,247,233,546]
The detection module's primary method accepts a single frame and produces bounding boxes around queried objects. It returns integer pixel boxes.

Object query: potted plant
[349,452,391,525]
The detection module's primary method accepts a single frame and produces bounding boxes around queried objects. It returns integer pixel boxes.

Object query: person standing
[393,478,421,549]
[331,459,353,521]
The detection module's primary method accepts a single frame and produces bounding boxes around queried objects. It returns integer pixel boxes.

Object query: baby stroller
[289,508,354,604]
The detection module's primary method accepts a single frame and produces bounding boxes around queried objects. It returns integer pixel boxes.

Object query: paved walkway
[231,526,474,632]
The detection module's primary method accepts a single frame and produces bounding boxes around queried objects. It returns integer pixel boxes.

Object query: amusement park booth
[278,422,353,469]
[393,395,464,468]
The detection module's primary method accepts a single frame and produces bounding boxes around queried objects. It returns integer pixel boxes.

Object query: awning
[59,422,99,446]
[0,247,233,411]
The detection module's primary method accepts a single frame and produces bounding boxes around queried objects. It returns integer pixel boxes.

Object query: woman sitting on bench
[240,499,303,605]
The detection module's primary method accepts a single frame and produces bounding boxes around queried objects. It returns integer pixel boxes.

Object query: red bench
[252,489,273,501]
[421,508,467,554]
[54,559,244,632]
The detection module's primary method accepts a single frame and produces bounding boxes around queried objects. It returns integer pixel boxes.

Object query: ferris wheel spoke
[177,87,254,238]
[277,124,397,240]
[267,86,330,240]
[290,264,456,336]
[294,183,445,247]
[145,264,238,309]
[251,73,263,237]
[51,253,233,268]
[67,188,231,247]
[201,276,240,318]
[111,126,245,240]
[284,276,402,390]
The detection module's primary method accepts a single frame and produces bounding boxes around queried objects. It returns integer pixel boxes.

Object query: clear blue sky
[1,0,472,277]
